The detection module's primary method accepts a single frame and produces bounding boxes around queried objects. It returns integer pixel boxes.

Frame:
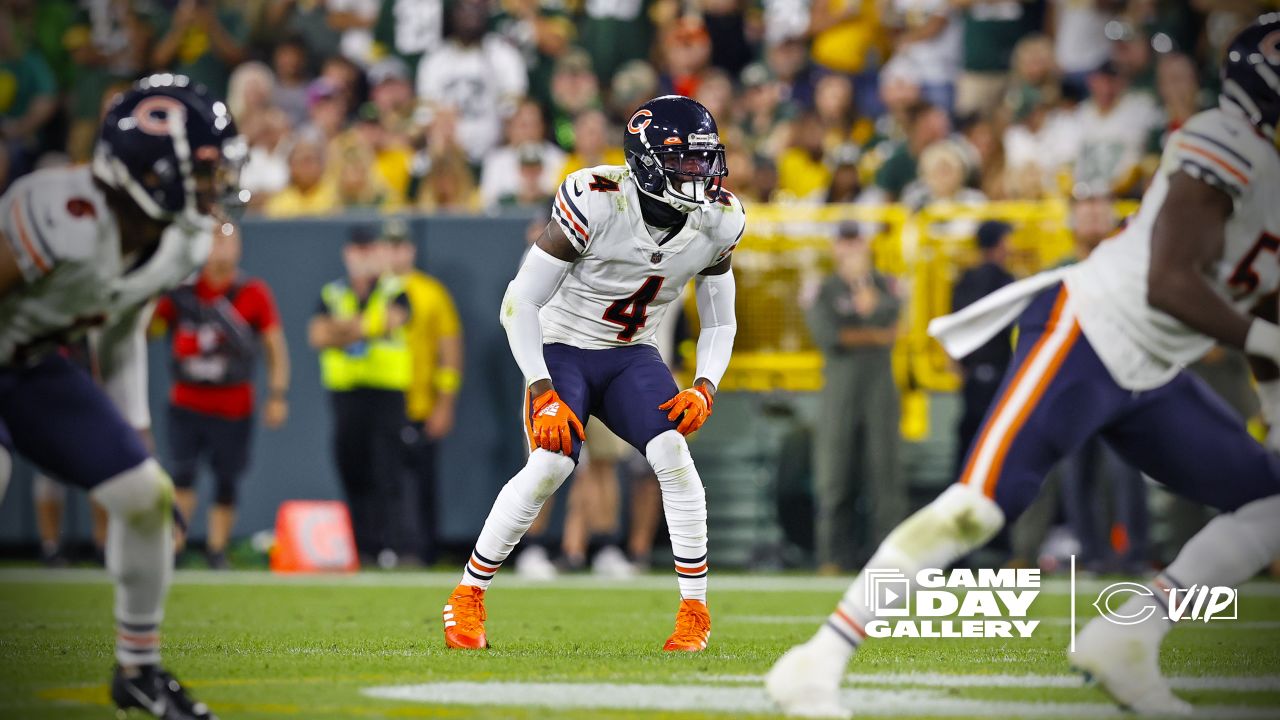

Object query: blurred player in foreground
[443,95,743,652]
[0,74,245,719]
[767,16,1280,717]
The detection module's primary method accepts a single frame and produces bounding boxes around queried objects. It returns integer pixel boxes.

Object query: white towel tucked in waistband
[927,267,1070,360]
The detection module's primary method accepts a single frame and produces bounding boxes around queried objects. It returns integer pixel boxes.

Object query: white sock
[460,449,575,590]
[646,431,709,602]
[1164,494,1280,590]
[813,484,1005,657]
[1123,494,1280,645]
[91,459,174,667]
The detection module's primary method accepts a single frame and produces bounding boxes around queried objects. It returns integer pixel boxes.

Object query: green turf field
[3,569,1280,719]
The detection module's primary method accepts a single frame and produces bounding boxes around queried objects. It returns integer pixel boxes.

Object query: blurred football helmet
[1221,14,1280,147]
[623,95,727,213]
[93,74,247,227]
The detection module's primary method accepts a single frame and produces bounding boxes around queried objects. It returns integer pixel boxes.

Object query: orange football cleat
[443,584,488,650]
[662,599,711,652]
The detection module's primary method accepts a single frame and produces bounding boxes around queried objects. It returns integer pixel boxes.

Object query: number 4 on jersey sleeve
[604,276,664,341]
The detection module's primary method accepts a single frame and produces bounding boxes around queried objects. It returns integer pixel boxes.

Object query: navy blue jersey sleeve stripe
[1181,130,1252,169]
[553,212,587,249]
[558,182,589,228]
[1178,159,1242,197]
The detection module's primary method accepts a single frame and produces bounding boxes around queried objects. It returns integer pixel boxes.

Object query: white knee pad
[880,483,1005,569]
[33,474,67,503]
[90,458,174,525]
[511,449,576,504]
[646,431,697,488]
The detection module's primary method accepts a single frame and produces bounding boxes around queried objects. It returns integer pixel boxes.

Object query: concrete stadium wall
[0,213,533,546]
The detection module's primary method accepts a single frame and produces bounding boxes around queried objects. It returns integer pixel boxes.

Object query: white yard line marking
[5,568,1279,597]
[726,615,1280,630]
[702,672,1280,693]
[361,681,1280,717]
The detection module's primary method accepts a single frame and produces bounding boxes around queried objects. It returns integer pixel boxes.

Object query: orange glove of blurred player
[659,385,714,436]
[529,388,586,454]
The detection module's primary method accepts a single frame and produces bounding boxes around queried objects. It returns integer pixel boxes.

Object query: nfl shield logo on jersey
[651,251,664,264]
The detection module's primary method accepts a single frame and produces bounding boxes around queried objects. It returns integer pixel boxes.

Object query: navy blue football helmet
[623,95,727,212]
[1221,14,1280,146]
[93,74,247,225]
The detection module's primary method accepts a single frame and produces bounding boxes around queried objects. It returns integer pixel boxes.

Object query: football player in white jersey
[442,95,743,652]
[0,75,245,720]
[766,16,1280,718]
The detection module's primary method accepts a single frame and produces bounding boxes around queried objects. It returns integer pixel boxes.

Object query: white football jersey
[0,165,209,366]
[543,165,745,350]
[1065,106,1280,390]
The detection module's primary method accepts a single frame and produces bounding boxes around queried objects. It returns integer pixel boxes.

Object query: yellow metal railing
[681,200,1138,401]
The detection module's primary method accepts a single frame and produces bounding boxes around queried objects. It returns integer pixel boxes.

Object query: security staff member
[807,221,904,572]
[386,221,463,564]
[951,220,1015,478]
[309,227,412,566]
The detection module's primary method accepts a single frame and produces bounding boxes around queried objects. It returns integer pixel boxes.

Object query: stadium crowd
[1,0,1270,212]
[7,0,1279,576]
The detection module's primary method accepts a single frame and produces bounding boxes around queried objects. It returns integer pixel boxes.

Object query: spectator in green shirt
[872,101,950,200]
[0,12,58,190]
[955,0,1044,118]
[150,0,249,99]
[373,0,445,81]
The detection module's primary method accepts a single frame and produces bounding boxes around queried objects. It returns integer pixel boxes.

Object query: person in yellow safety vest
[308,226,413,567]
[385,219,464,565]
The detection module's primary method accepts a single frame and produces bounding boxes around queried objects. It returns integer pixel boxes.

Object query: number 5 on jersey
[604,276,664,341]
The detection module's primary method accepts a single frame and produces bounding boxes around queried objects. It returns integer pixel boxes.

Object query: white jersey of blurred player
[542,164,741,349]
[1065,107,1280,389]
[766,15,1280,717]
[0,165,209,368]
[0,74,236,719]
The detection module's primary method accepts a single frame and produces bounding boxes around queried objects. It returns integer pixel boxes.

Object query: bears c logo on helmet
[131,96,186,136]
[1261,30,1280,64]
[627,109,653,135]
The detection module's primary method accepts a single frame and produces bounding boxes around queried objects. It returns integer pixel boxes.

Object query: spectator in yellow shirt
[809,0,885,114]
[386,221,463,563]
[264,132,340,218]
[776,111,833,202]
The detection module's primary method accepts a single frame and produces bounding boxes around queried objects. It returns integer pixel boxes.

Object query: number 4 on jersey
[604,276,664,341]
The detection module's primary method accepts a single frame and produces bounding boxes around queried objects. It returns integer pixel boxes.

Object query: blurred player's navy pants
[0,354,149,488]
[531,343,680,463]
[959,284,1280,520]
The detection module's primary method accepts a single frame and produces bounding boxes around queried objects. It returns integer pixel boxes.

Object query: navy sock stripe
[672,552,708,564]
[464,566,494,581]
[676,570,709,579]
[118,621,158,633]
[825,620,860,648]
[472,550,501,567]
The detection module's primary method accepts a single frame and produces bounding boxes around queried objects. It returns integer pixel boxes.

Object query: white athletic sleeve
[693,270,737,389]
[500,245,572,385]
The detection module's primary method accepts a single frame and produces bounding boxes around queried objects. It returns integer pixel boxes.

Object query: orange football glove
[659,385,714,436]
[528,389,586,454]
